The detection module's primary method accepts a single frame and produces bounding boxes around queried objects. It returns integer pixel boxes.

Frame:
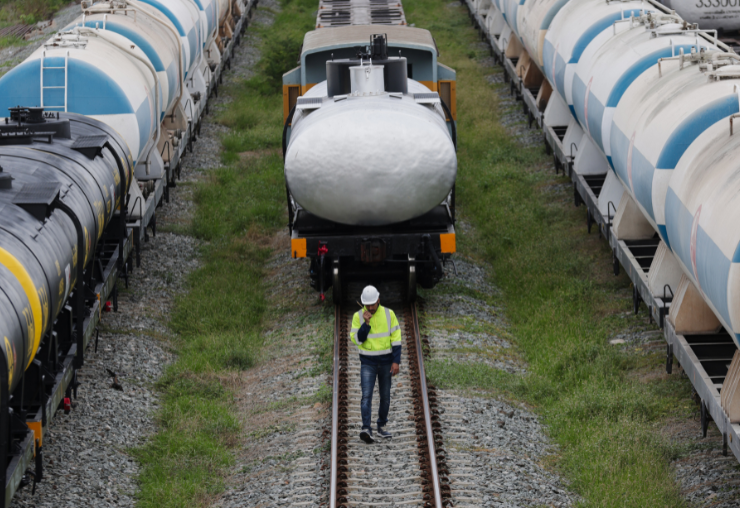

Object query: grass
[0,0,67,25]
[132,0,317,506]
[0,0,67,49]
[402,0,695,505]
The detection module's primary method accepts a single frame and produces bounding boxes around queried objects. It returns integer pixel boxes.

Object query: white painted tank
[0,30,158,164]
[67,6,182,122]
[665,116,740,342]
[574,19,711,160]
[517,0,569,68]
[192,0,219,48]
[489,0,740,344]
[609,50,735,246]
[542,0,655,112]
[502,0,522,38]
[138,0,202,78]
[284,81,457,226]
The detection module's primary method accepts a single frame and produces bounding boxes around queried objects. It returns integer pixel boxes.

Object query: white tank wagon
[541,0,657,119]
[283,28,458,302]
[469,0,740,464]
[64,2,183,123]
[576,18,712,165]
[0,31,160,172]
[493,0,740,342]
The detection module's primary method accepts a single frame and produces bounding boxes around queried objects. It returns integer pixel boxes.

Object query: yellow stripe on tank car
[0,247,42,369]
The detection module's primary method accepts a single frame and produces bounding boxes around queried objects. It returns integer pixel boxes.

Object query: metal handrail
[663,284,674,300]
[160,139,171,161]
[607,200,617,227]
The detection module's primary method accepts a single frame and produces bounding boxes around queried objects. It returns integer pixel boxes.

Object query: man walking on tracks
[350,285,402,444]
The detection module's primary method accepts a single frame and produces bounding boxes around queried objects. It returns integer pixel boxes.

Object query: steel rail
[411,302,443,508]
[329,304,341,508]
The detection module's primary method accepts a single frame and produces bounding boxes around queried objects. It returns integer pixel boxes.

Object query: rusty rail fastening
[329,301,451,508]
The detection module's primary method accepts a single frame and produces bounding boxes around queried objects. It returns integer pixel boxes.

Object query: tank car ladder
[40,50,69,112]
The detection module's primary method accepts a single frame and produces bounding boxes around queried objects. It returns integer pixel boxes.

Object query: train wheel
[332,259,342,304]
[406,256,417,302]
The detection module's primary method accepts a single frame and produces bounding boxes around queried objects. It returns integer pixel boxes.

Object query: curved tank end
[285,98,457,226]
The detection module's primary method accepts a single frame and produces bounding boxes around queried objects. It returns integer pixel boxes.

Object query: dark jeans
[360,362,392,429]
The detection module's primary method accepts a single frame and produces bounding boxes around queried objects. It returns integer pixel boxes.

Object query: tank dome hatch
[0,106,72,143]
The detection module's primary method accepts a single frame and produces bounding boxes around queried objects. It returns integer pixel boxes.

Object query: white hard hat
[361,285,380,305]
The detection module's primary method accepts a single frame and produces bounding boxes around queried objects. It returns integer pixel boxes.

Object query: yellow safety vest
[350,305,402,356]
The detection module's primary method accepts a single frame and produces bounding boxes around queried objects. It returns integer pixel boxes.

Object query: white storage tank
[517,0,570,69]
[68,6,182,122]
[665,115,740,344]
[542,0,654,115]
[657,0,740,33]
[0,30,159,165]
[574,20,710,162]
[609,51,736,247]
[139,0,202,78]
[284,76,457,226]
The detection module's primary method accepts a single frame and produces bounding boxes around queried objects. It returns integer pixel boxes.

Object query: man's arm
[391,344,401,365]
[357,322,371,343]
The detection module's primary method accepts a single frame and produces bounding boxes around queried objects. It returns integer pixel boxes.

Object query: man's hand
[363,310,372,324]
[390,363,399,376]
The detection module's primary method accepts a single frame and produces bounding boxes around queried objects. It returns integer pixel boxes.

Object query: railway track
[329,288,451,508]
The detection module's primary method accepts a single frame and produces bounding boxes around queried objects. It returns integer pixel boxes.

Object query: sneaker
[376,425,392,439]
[360,427,375,444]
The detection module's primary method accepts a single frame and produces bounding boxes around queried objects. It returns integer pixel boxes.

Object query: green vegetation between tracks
[133,1,318,506]
[405,0,696,506]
